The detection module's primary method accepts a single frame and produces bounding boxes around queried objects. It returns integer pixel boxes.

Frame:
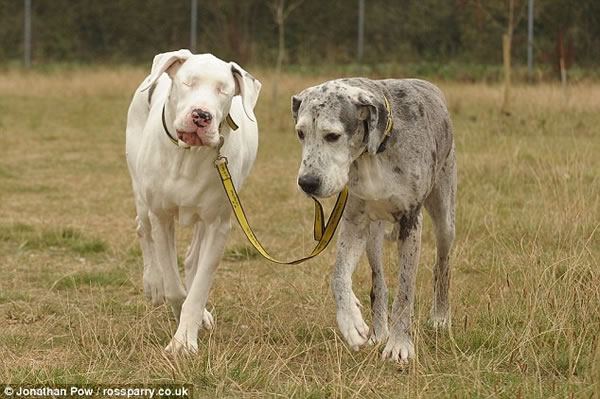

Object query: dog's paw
[201,308,214,330]
[381,333,414,364]
[337,305,369,350]
[367,324,389,346]
[428,310,451,329]
[165,336,198,355]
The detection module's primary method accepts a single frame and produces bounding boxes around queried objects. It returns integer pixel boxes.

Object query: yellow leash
[163,93,395,264]
[214,146,348,264]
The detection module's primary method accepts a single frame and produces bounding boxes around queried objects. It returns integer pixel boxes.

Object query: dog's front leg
[366,221,389,345]
[148,212,187,319]
[332,197,370,351]
[382,210,423,364]
[165,216,230,354]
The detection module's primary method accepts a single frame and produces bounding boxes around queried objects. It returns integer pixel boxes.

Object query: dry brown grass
[0,66,599,397]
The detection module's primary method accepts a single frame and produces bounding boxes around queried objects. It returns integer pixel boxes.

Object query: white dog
[125,50,261,353]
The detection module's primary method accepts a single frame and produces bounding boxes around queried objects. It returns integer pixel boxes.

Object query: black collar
[162,105,179,145]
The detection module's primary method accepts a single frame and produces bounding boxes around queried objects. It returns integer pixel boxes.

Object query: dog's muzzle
[298,174,321,195]
[177,108,218,146]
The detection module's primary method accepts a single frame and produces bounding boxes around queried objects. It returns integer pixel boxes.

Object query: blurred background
[2,0,600,82]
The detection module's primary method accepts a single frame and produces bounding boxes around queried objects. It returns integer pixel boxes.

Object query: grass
[0,223,107,256]
[0,66,599,398]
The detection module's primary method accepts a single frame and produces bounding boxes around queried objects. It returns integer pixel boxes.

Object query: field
[0,67,599,398]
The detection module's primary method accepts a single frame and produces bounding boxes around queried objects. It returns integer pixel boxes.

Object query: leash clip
[214,135,228,166]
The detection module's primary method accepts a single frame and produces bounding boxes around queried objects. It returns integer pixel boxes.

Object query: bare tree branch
[473,0,505,32]
[269,0,305,22]
[284,0,305,20]
[513,0,529,33]
[472,0,527,36]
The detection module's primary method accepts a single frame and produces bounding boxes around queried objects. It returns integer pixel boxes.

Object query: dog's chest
[142,151,225,221]
[364,200,397,222]
[349,155,417,220]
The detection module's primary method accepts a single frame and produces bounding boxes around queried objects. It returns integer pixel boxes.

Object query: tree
[475,0,527,114]
[269,0,304,104]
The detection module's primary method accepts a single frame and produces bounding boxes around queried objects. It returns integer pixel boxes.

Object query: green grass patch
[0,165,14,179]
[0,223,107,256]
[124,245,142,266]
[0,223,35,240]
[30,228,107,255]
[223,245,260,262]
[51,269,130,290]
[0,333,31,349]
[0,290,30,304]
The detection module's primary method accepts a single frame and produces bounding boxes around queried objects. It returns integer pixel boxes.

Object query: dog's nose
[298,175,321,195]
[191,109,212,126]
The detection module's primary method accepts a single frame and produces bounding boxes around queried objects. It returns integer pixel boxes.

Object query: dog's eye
[216,84,229,96]
[182,81,192,87]
[324,133,341,143]
[297,130,305,140]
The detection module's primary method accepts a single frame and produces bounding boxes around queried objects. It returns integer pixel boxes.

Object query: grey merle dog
[291,78,456,363]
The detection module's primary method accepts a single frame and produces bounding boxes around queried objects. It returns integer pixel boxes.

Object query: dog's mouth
[176,129,205,146]
[177,130,203,145]
[176,124,220,147]
[174,115,220,147]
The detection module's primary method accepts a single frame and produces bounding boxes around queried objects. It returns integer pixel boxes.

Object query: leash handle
[214,152,347,265]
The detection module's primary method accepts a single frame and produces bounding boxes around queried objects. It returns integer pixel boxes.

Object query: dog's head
[291,80,391,198]
[143,50,261,147]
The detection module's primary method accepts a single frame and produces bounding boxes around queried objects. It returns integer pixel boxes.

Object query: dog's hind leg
[136,205,165,306]
[382,209,422,363]
[184,222,205,291]
[424,148,456,328]
[366,221,389,345]
[148,211,187,320]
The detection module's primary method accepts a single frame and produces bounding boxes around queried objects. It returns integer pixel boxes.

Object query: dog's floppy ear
[291,94,302,121]
[230,62,261,122]
[141,49,192,91]
[291,89,309,121]
[356,92,391,154]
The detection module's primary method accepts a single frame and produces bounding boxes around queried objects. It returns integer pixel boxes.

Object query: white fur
[126,50,261,353]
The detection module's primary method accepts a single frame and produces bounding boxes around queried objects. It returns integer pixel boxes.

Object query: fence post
[190,0,197,52]
[24,0,32,68]
[357,0,364,63]
[527,0,534,81]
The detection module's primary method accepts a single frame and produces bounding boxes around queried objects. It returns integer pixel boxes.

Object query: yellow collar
[370,95,394,154]
[383,95,394,136]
